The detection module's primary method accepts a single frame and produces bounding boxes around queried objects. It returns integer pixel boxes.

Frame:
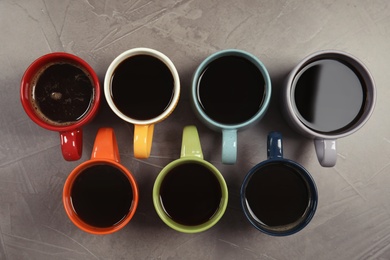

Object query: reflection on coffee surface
[32,62,94,125]
[245,163,309,227]
[160,163,222,226]
[71,164,133,228]
[110,55,174,120]
[293,59,366,133]
[197,56,265,125]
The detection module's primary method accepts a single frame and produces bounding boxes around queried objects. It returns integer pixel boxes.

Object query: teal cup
[191,49,272,164]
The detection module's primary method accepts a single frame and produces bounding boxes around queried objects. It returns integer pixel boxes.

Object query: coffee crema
[293,59,366,133]
[159,163,222,226]
[31,62,94,126]
[71,164,134,228]
[244,163,310,228]
[110,54,175,121]
[197,56,266,125]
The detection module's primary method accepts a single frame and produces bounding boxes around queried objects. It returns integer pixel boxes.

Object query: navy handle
[267,131,283,159]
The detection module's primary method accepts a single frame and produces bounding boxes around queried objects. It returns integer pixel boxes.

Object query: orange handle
[134,124,154,159]
[91,128,120,162]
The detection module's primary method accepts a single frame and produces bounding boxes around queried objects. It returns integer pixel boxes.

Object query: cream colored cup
[104,48,180,159]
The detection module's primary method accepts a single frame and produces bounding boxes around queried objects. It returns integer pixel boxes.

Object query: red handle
[60,129,83,161]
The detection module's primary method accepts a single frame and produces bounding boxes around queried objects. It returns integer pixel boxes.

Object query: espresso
[244,163,309,227]
[110,55,174,120]
[71,164,133,228]
[293,59,366,133]
[32,62,94,125]
[197,56,265,125]
[160,163,222,226]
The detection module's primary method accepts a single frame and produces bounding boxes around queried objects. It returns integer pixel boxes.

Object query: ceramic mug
[191,49,272,164]
[104,47,180,159]
[282,50,376,167]
[63,128,139,234]
[20,52,101,161]
[241,131,318,236]
[153,125,228,233]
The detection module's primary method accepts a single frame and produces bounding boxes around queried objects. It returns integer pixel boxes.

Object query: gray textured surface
[1,0,390,259]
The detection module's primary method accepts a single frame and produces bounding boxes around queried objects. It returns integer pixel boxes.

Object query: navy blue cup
[240,131,318,236]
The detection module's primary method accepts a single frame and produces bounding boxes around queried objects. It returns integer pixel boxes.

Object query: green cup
[153,125,228,233]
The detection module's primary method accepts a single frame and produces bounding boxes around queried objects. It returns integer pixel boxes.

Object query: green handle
[180,125,203,159]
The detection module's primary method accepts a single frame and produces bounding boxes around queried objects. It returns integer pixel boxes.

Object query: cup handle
[222,129,237,164]
[267,131,283,159]
[60,129,82,161]
[181,125,203,159]
[314,139,337,167]
[134,124,154,159]
[91,128,120,162]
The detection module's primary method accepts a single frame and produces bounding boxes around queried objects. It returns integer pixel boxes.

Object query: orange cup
[63,128,138,234]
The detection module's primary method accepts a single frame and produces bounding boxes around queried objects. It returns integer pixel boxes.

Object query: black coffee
[71,164,133,228]
[197,56,265,125]
[33,62,94,125]
[244,163,309,227]
[160,163,222,226]
[293,59,366,133]
[110,55,174,120]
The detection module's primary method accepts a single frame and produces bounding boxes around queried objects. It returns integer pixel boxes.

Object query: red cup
[20,52,100,161]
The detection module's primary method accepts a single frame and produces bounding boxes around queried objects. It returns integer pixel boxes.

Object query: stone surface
[1,0,390,259]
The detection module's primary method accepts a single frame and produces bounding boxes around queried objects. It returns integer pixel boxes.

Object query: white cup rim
[104,47,180,125]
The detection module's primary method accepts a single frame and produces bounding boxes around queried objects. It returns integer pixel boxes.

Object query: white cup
[104,48,180,159]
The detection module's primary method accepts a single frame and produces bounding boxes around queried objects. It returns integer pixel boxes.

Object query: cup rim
[284,49,376,139]
[63,159,139,235]
[104,47,180,125]
[240,158,318,236]
[191,49,272,131]
[152,157,228,233]
[20,52,101,132]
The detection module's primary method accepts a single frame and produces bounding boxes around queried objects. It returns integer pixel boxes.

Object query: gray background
[1,0,389,259]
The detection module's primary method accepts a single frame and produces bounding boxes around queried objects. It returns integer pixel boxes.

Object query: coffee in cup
[153,125,228,233]
[282,50,376,167]
[104,48,180,159]
[191,49,272,164]
[20,52,100,161]
[241,132,318,236]
[63,128,138,234]
[31,61,94,125]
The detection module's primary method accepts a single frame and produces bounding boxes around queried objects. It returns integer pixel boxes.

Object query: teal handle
[222,129,237,164]
[181,125,203,159]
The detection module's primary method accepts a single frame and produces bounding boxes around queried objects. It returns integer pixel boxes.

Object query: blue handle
[267,131,283,159]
